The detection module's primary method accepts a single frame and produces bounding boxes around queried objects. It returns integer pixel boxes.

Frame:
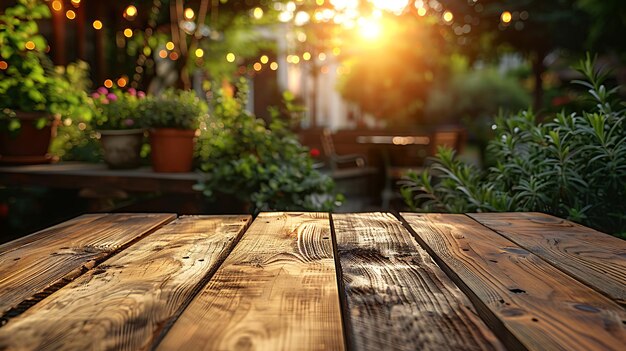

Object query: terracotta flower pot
[0,112,58,164]
[98,129,145,169]
[149,128,196,172]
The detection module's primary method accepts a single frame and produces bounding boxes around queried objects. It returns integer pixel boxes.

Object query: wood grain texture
[333,213,504,351]
[468,212,626,305]
[0,215,250,351]
[0,213,175,321]
[401,213,626,351]
[157,212,345,351]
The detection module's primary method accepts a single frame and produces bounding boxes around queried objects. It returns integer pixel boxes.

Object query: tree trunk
[532,52,546,112]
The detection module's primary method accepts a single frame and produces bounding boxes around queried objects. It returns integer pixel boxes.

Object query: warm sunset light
[369,0,409,15]
[501,11,512,23]
[92,20,103,30]
[358,17,382,40]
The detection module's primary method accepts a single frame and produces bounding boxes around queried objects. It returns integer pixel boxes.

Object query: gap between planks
[332,212,504,351]
[0,215,251,351]
[0,213,176,327]
[399,212,626,351]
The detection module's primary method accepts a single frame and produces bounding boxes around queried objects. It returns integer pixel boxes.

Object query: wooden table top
[0,212,624,351]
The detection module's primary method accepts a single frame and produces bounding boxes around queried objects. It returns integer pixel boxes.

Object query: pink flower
[107,93,118,101]
[137,91,146,98]
[91,92,100,99]
[124,119,135,127]
[128,88,137,96]
[97,87,108,95]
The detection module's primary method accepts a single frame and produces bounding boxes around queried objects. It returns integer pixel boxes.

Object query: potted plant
[0,0,91,164]
[141,90,207,172]
[195,79,341,212]
[91,87,146,169]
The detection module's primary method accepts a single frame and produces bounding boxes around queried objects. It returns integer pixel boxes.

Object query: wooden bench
[0,212,624,350]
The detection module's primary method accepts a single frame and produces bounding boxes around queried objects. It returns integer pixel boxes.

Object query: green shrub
[140,90,208,130]
[402,56,626,237]
[0,0,91,130]
[195,78,340,212]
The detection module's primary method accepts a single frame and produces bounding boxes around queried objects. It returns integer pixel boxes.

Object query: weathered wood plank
[0,215,251,351]
[0,213,175,322]
[402,213,626,351]
[157,212,345,351]
[333,213,504,351]
[468,212,626,305]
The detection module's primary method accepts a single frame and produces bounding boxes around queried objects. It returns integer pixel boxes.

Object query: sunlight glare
[358,17,382,40]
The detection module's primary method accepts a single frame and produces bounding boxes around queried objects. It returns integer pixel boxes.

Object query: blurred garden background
[1,0,625,241]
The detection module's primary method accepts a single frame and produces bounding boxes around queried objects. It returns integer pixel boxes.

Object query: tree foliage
[402,57,626,237]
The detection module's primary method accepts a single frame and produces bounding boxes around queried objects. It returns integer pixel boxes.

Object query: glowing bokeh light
[51,1,62,12]
[117,77,127,87]
[184,8,195,20]
[443,11,454,22]
[125,5,137,19]
[253,7,264,19]
[25,41,36,50]
[165,42,175,50]
[260,55,269,64]
[195,48,204,58]
[123,28,133,38]
[501,11,512,23]
[104,79,113,88]
[253,62,262,71]
[92,20,103,30]
[270,62,279,70]
[226,53,236,62]
[66,10,76,20]
[368,0,408,15]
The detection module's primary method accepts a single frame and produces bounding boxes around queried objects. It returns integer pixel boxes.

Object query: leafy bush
[195,79,340,212]
[140,90,208,130]
[0,0,91,130]
[402,57,626,237]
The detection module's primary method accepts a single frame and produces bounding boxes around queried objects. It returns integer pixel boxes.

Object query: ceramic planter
[98,129,145,169]
[149,128,195,172]
[0,112,58,165]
